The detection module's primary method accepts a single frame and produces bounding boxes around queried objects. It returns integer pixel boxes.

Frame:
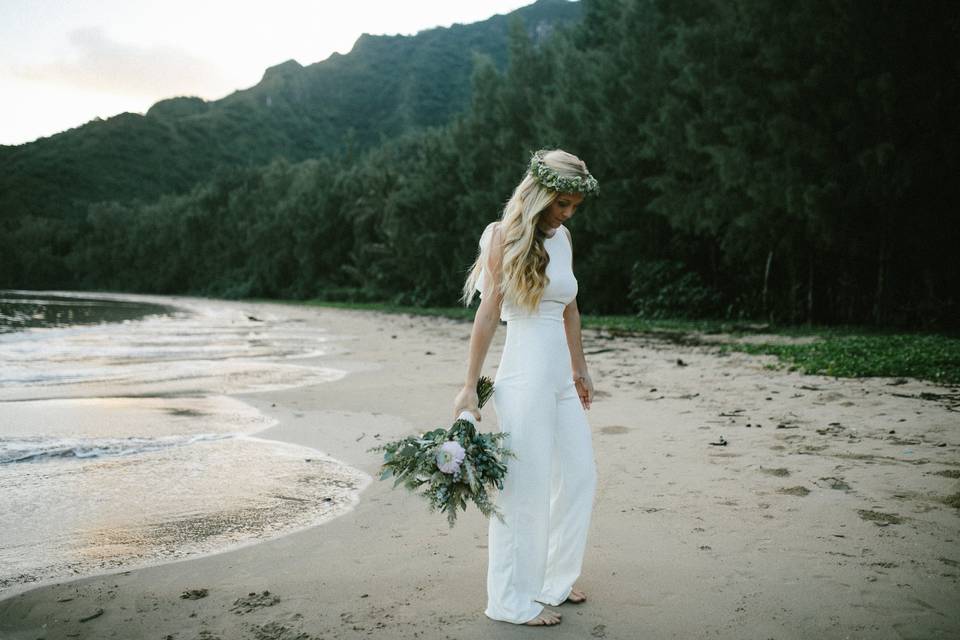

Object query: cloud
[10,25,232,99]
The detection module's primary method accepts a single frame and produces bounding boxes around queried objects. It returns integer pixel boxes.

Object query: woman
[453,148,599,627]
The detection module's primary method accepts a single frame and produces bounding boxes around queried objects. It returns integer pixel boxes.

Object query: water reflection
[0,290,176,333]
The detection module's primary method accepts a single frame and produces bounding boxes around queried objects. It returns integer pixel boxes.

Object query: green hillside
[0,0,581,222]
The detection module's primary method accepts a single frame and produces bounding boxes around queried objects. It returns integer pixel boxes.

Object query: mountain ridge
[0,0,581,221]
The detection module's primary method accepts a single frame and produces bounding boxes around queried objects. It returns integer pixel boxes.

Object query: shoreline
[0,293,372,601]
[0,406,374,602]
[1,294,958,639]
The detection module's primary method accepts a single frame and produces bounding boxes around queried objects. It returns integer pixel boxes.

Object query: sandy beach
[1,295,958,639]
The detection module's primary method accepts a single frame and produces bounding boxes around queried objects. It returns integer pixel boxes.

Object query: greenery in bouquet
[367,376,515,528]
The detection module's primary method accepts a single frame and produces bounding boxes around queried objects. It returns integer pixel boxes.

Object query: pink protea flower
[436,440,466,474]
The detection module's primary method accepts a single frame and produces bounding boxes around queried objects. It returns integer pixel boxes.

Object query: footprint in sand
[230,590,280,614]
[816,391,846,403]
[856,509,904,526]
[930,469,960,479]
[816,477,852,491]
[600,425,630,435]
[759,467,790,477]
[251,614,314,640]
[939,491,960,508]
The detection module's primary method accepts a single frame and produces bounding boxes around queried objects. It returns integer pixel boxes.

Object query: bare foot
[565,587,586,604]
[524,609,562,626]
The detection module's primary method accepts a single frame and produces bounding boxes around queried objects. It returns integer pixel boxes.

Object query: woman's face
[538,192,584,234]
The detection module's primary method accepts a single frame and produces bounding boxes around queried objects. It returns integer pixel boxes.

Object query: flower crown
[528,150,599,196]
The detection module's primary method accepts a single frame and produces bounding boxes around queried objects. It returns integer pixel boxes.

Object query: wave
[0,433,238,465]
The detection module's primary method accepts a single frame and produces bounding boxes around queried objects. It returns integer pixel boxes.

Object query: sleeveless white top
[475,222,578,322]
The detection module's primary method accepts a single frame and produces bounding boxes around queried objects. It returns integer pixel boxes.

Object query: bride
[453,148,599,627]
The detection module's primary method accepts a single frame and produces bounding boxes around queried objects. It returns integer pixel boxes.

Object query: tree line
[4,0,958,328]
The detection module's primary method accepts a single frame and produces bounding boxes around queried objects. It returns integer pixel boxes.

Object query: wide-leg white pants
[484,316,598,624]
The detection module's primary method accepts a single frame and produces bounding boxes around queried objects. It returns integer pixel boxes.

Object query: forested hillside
[0,0,581,222]
[3,0,958,328]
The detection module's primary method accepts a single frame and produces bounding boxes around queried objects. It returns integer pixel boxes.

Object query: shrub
[628,259,723,319]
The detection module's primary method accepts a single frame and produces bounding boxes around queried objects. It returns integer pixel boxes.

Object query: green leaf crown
[528,150,599,196]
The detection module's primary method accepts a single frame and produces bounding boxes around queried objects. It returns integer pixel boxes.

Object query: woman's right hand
[453,384,481,422]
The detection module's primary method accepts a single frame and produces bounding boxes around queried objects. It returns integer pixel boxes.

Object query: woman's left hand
[574,371,594,410]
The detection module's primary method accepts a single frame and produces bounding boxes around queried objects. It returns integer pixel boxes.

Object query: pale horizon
[0,0,544,146]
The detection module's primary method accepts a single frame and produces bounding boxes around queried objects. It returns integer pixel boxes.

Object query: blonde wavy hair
[460,149,593,312]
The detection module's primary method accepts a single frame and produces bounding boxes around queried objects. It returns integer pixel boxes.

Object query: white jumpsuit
[475,222,598,624]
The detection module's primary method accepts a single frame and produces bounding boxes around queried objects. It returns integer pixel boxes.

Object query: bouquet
[366,376,515,528]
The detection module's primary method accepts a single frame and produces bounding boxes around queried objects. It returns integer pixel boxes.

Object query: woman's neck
[537,223,559,238]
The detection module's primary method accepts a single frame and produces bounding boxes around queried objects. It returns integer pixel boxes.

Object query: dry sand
[1,296,958,639]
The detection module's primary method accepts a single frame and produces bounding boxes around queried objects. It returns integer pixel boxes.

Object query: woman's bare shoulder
[483,220,505,247]
[483,221,505,276]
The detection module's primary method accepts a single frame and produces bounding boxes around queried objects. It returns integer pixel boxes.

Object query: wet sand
[0,293,365,598]
[0,295,957,639]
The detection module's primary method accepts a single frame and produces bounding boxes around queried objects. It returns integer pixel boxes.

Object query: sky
[0,0,539,146]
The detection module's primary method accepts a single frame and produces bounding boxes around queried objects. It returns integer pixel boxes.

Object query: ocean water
[0,290,176,334]
[0,291,369,596]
